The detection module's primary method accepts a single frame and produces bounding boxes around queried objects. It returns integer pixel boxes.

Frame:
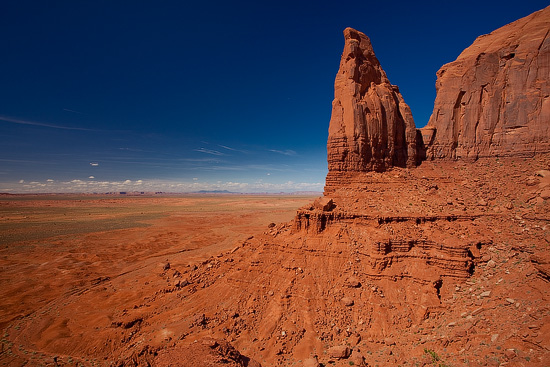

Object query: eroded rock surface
[423,5,550,159]
[2,9,550,367]
[154,338,261,367]
[326,28,419,192]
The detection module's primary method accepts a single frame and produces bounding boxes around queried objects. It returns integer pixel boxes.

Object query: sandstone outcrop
[326,28,420,192]
[3,9,550,367]
[423,6,550,159]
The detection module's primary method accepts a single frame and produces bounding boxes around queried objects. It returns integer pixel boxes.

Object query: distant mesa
[195,190,235,194]
[422,5,550,159]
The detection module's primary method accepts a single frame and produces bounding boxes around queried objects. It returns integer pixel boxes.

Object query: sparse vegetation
[424,348,452,367]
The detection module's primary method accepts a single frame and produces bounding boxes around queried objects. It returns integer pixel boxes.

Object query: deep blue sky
[1,1,548,193]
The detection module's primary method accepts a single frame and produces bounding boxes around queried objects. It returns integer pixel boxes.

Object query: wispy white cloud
[118,147,147,152]
[246,164,291,172]
[218,144,249,154]
[62,108,84,114]
[117,147,161,154]
[0,158,58,164]
[194,148,226,156]
[179,157,223,163]
[201,165,247,171]
[196,163,294,173]
[90,162,99,166]
[269,149,297,156]
[0,115,95,131]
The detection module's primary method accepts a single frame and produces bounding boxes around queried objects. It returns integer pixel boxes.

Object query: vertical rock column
[325,28,419,193]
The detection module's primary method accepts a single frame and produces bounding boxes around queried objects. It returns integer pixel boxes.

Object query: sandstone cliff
[326,28,419,192]
[4,10,550,367]
[423,6,550,159]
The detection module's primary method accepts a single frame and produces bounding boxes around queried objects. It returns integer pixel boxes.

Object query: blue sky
[1,1,548,193]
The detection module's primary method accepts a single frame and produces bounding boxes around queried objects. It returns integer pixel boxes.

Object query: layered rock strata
[423,6,550,159]
[326,28,419,192]
[4,10,550,366]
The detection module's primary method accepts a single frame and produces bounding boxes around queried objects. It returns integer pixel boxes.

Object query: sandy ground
[0,194,316,365]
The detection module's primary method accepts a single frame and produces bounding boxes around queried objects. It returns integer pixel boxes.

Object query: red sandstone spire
[325,28,419,193]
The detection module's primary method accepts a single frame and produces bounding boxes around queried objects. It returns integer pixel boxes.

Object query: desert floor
[0,194,316,365]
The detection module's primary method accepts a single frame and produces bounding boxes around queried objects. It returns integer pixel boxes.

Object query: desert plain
[0,194,316,366]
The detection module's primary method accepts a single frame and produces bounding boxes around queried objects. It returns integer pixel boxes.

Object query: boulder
[350,349,367,366]
[345,277,361,288]
[341,297,354,306]
[313,197,336,211]
[327,345,351,359]
[302,357,320,367]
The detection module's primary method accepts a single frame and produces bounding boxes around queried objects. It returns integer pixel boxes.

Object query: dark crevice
[452,91,466,149]
[536,270,550,282]
[501,52,515,61]
[434,278,443,300]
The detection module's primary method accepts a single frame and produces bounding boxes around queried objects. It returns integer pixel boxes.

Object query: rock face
[326,28,419,192]
[423,6,550,159]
